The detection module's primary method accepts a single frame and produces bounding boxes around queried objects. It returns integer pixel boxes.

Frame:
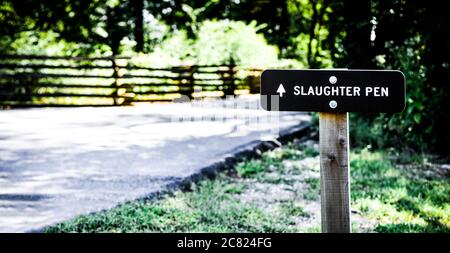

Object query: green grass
[236,160,265,177]
[303,146,320,158]
[303,177,320,201]
[46,142,449,233]
[351,149,450,233]
[46,178,297,233]
[280,202,310,218]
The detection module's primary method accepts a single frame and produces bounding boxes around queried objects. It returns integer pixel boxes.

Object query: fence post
[319,112,351,233]
[223,60,235,98]
[248,69,262,94]
[111,58,120,105]
[176,66,195,100]
[189,66,195,99]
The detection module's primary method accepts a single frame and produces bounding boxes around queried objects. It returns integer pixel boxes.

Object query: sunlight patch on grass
[351,148,450,233]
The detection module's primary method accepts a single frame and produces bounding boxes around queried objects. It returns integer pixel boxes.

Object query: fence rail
[0,55,262,108]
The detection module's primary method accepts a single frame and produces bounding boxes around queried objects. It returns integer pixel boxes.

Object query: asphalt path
[0,95,309,232]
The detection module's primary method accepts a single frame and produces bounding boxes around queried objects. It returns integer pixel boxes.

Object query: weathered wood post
[188,65,195,99]
[227,60,236,96]
[319,112,350,233]
[222,58,236,98]
[176,66,195,100]
[111,57,133,105]
[111,57,120,106]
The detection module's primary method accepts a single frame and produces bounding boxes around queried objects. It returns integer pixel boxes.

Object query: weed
[236,159,265,177]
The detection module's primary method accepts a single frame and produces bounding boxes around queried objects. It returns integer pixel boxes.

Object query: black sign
[260,69,405,112]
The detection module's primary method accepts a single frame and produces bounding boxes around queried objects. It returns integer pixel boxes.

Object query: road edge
[32,122,311,233]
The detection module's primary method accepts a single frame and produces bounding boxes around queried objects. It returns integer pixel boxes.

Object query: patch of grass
[236,159,265,177]
[45,199,199,233]
[281,202,310,218]
[236,147,288,178]
[375,222,449,233]
[304,226,320,233]
[258,173,284,184]
[351,149,450,233]
[282,143,319,160]
[280,143,303,160]
[46,176,298,233]
[261,150,283,167]
[303,177,320,201]
[303,146,319,158]
[223,182,246,194]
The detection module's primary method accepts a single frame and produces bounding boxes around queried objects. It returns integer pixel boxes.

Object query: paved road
[0,95,309,232]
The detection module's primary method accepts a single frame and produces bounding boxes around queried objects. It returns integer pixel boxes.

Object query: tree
[131,0,144,52]
[1,0,154,55]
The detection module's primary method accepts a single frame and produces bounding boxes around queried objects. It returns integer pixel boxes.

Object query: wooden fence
[0,55,263,108]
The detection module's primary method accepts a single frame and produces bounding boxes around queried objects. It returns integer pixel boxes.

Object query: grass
[281,202,310,218]
[46,142,449,233]
[46,179,294,233]
[351,148,450,233]
[303,177,320,201]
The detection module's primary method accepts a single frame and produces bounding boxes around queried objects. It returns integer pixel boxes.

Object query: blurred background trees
[0,0,448,156]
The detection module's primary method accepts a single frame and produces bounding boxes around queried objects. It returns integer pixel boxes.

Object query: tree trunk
[131,0,144,52]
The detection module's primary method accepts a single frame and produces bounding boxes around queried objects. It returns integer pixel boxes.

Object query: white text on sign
[293,85,389,97]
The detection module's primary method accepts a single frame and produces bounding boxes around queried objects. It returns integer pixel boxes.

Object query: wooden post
[176,66,194,100]
[188,66,195,99]
[319,112,351,233]
[111,58,119,106]
[222,58,235,98]
[227,62,235,96]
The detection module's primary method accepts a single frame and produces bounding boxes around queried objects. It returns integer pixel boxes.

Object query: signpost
[260,69,405,233]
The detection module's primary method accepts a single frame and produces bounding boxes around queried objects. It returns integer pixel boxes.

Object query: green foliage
[0,0,193,54]
[328,1,450,155]
[349,35,448,154]
[193,20,278,66]
[2,30,109,56]
[349,113,393,151]
[310,112,319,135]
[147,20,279,66]
[376,38,441,152]
[145,30,193,66]
[0,0,115,53]
[286,0,333,68]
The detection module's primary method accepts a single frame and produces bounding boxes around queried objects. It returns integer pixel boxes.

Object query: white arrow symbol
[277,83,286,97]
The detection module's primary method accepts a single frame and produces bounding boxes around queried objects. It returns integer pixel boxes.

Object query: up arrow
[277,83,286,97]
